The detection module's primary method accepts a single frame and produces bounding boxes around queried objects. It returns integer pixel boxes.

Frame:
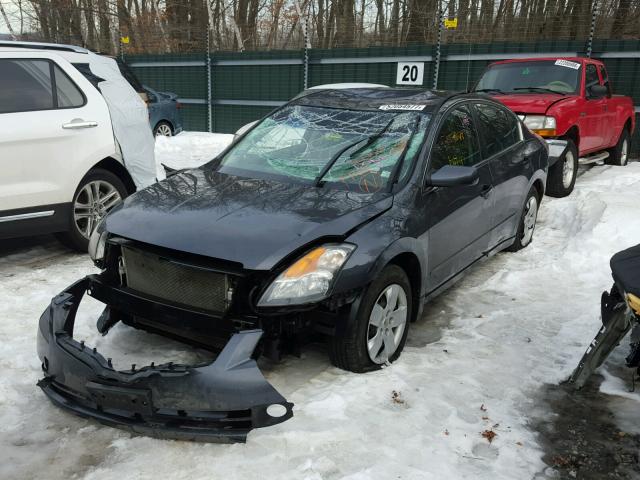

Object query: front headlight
[258,243,355,307]
[523,115,556,136]
[88,219,108,263]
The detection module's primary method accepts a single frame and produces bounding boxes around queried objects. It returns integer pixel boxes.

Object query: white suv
[0,41,159,250]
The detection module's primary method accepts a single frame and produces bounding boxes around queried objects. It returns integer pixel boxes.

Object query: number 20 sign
[396,62,424,86]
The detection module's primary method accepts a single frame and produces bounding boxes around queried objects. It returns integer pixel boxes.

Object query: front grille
[121,246,229,313]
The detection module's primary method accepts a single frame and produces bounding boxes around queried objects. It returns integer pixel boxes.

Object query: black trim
[0,203,71,240]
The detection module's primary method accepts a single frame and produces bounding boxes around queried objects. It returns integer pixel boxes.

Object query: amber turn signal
[531,129,557,137]
[283,247,327,278]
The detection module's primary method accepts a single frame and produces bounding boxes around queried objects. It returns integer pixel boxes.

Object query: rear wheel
[56,169,127,251]
[154,121,173,137]
[606,128,630,166]
[329,265,411,373]
[546,139,578,198]
[508,187,539,252]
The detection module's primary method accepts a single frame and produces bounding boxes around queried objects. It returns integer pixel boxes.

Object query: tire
[606,128,630,166]
[329,265,412,373]
[56,168,128,251]
[507,187,540,252]
[154,121,173,137]
[546,138,578,198]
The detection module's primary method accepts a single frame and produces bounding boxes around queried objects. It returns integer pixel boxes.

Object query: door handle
[62,120,98,129]
[480,184,493,199]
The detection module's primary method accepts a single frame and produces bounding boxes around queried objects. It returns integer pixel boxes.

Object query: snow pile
[155,131,234,170]
[1,153,640,479]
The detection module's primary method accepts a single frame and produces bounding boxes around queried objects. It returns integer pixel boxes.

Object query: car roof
[491,56,603,66]
[0,40,89,53]
[292,88,470,113]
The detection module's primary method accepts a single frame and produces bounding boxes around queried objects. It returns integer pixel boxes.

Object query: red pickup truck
[475,57,635,197]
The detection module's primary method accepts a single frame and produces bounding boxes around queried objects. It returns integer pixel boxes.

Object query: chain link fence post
[432,3,444,90]
[587,0,598,58]
[206,26,213,133]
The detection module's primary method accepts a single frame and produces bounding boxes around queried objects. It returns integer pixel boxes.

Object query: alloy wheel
[562,150,575,189]
[155,123,173,137]
[521,195,538,247]
[621,139,628,166]
[73,180,122,239]
[367,284,408,364]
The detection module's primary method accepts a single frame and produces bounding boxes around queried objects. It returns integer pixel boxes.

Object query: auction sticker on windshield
[379,104,426,111]
[555,59,581,69]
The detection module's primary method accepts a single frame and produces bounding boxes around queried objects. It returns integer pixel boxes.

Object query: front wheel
[330,265,412,373]
[546,139,578,198]
[508,187,539,252]
[56,169,128,251]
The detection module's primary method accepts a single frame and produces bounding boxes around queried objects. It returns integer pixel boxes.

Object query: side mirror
[427,165,480,187]
[588,84,607,99]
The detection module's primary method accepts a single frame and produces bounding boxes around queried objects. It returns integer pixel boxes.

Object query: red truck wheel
[546,139,578,198]
[606,129,630,167]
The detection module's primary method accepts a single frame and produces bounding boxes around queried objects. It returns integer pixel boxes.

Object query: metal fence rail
[128,40,640,156]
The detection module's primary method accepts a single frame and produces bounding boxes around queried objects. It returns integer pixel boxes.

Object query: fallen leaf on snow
[481,430,497,443]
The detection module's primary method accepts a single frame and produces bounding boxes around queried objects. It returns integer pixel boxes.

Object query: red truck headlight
[523,115,556,137]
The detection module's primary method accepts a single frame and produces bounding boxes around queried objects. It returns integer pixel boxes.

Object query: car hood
[492,93,575,115]
[104,168,393,270]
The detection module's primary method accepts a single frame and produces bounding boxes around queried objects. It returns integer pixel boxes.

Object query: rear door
[421,103,495,291]
[0,53,113,213]
[472,101,531,248]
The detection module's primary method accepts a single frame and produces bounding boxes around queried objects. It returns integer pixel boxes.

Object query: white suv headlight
[258,244,355,307]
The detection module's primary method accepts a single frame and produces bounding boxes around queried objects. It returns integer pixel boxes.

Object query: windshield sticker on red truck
[555,59,581,70]
[379,104,426,111]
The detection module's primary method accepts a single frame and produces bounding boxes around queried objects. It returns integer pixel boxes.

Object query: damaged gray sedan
[37,88,550,442]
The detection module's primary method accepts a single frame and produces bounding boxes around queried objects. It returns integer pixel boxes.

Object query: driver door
[579,63,606,152]
[420,104,495,291]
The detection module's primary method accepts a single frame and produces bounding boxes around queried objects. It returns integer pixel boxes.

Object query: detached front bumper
[37,277,293,443]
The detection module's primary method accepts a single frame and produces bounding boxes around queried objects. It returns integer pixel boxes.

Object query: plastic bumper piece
[36,277,293,443]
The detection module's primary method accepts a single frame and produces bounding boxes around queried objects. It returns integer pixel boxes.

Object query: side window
[474,103,520,157]
[585,64,600,95]
[0,59,54,113]
[54,65,84,107]
[598,66,612,97]
[0,59,84,114]
[430,105,482,171]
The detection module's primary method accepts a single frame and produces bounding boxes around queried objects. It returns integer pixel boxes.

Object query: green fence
[127,40,640,154]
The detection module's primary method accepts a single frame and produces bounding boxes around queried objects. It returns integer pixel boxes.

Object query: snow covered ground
[155,131,234,170]
[1,133,640,480]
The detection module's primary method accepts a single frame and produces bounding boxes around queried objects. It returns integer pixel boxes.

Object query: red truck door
[598,65,617,147]
[578,63,607,154]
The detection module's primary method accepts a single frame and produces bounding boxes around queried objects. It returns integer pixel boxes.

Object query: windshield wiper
[513,87,567,95]
[475,88,506,95]
[314,118,395,187]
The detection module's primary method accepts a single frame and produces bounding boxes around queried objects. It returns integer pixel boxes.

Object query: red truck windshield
[476,60,580,95]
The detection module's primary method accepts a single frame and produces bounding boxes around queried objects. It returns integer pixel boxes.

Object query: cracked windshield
[218,105,430,192]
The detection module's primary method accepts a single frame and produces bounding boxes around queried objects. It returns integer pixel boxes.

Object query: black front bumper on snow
[37,276,293,443]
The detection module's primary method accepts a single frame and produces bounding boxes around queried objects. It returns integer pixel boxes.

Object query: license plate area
[86,381,153,415]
